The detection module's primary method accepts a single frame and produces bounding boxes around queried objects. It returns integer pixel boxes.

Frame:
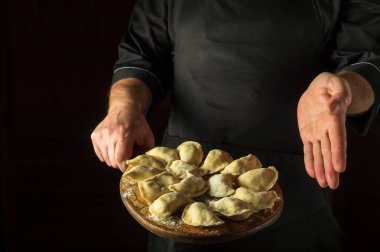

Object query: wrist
[336,71,375,116]
[108,78,152,114]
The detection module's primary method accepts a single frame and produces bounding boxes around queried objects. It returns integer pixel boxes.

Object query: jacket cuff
[340,62,380,135]
[112,66,164,109]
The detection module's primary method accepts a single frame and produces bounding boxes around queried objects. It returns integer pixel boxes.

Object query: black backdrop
[1,0,379,251]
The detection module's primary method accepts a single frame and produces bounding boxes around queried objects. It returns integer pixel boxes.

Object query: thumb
[327,78,351,115]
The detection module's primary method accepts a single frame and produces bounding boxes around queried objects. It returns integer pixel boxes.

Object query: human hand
[91,105,155,171]
[297,72,352,189]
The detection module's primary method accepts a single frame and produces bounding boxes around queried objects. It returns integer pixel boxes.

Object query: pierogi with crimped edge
[149,192,193,218]
[209,197,255,221]
[126,154,166,170]
[168,172,208,198]
[200,149,233,175]
[207,173,235,197]
[138,172,180,204]
[237,166,278,191]
[177,141,204,166]
[221,154,262,176]
[123,165,162,182]
[146,146,179,164]
[232,187,278,210]
[182,202,224,227]
[166,160,200,179]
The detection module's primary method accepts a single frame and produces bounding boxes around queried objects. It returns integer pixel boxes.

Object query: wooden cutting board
[120,174,284,244]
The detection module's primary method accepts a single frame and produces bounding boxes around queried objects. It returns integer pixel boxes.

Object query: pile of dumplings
[122,141,279,227]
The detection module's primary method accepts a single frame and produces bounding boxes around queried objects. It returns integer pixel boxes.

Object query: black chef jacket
[112,0,380,251]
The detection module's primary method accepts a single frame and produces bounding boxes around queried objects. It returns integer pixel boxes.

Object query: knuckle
[90,131,98,140]
[122,122,134,133]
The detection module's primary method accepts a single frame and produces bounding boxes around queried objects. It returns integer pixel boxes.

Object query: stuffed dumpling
[209,197,254,221]
[237,166,278,191]
[149,192,193,218]
[169,172,208,198]
[221,154,262,176]
[232,187,278,210]
[138,172,180,204]
[166,160,199,179]
[182,202,224,227]
[126,154,166,170]
[208,174,235,197]
[177,141,203,166]
[123,165,162,182]
[200,149,233,175]
[146,146,179,164]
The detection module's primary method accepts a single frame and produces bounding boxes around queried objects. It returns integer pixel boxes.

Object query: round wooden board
[120,175,284,244]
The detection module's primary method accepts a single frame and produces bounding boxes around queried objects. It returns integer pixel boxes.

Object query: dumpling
[237,166,278,191]
[149,192,193,218]
[146,146,179,164]
[176,141,203,166]
[200,149,233,175]
[138,172,180,204]
[182,202,224,227]
[209,197,254,221]
[232,187,278,210]
[166,160,199,179]
[221,154,262,176]
[126,154,166,170]
[123,165,162,182]
[168,172,208,198]
[208,174,235,197]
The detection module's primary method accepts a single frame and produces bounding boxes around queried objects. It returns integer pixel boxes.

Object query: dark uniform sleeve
[326,0,380,135]
[112,0,173,108]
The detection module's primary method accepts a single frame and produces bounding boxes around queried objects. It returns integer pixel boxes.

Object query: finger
[327,171,340,190]
[108,141,120,168]
[321,133,339,189]
[313,140,327,188]
[329,115,347,173]
[303,142,315,178]
[99,145,112,167]
[143,129,155,149]
[93,143,105,162]
[115,138,133,171]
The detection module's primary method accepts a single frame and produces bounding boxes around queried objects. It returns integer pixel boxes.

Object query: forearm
[337,71,375,116]
[108,78,152,114]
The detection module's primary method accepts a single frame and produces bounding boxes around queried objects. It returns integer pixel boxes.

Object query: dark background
[1,0,379,251]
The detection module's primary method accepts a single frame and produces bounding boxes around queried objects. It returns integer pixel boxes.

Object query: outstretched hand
[297,72,352,189]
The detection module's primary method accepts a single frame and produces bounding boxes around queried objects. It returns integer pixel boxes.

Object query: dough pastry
[237,166,278,191]
[200,149,233,175]
[123,165,162,182]
[208,174,235,197]
[149,192,193,218]
[166,160,199,179]
[221,154,262,176]
[138,172,180,204]
[232,187,278,210]
[146,146,179,164]
[209,197,254,221]
[168,172,208,198]
[182,202,224,227]
[176,141,204,166]
[126,154,166,170]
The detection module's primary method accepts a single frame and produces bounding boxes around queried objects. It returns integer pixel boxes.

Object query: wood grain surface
[120,174,284,244]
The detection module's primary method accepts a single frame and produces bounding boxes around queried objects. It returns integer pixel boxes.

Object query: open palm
[297,72,352,189]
